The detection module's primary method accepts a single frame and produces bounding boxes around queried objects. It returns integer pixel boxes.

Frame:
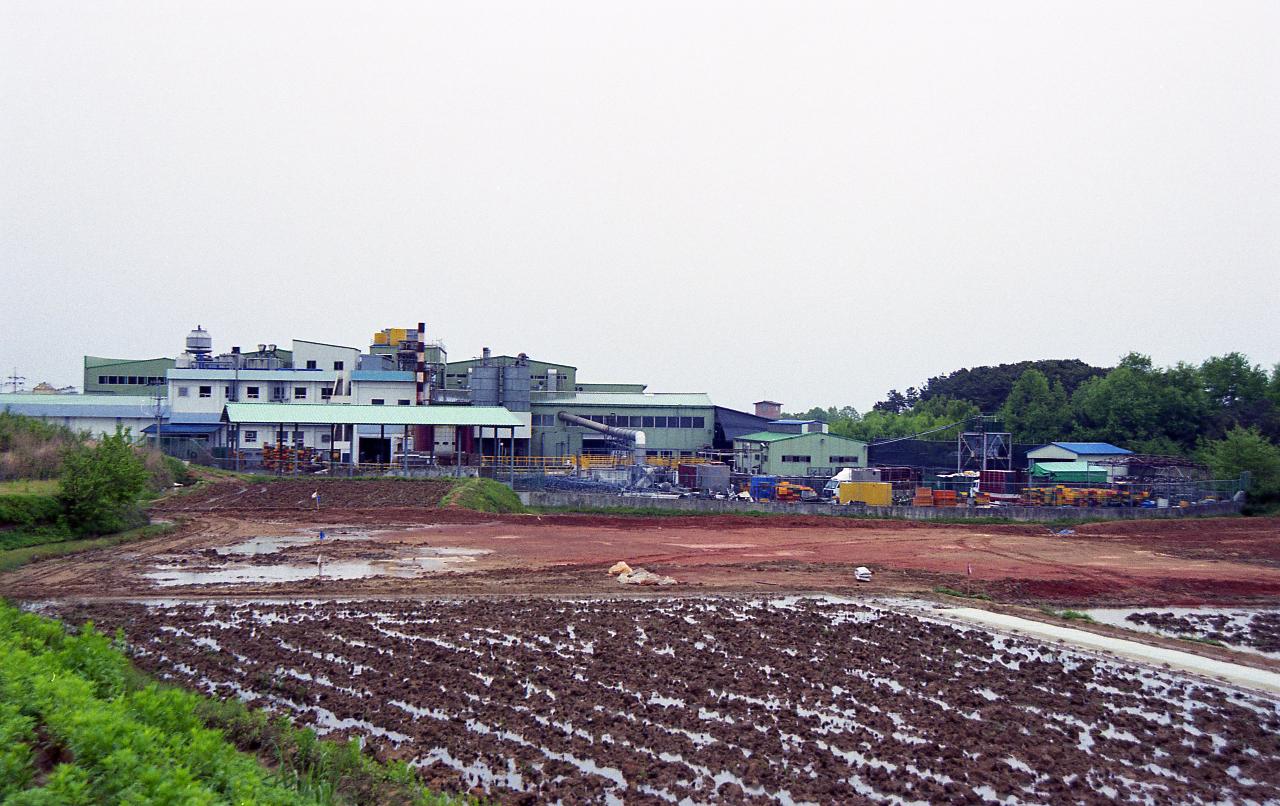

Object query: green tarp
[1031,461,1108,483]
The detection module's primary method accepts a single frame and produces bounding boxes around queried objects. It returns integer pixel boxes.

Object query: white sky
[2,1,1277,412]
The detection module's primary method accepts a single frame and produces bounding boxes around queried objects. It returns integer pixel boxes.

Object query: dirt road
[5,507,1279,605]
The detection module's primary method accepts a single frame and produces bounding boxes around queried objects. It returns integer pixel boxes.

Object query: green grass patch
[443,478,524,513]
[1178,634,1227,648]
[0,479,59,496]
[1038,607,1096,622]
[0,522,177,574]
[0,600,467,805]
[933,585,992,601]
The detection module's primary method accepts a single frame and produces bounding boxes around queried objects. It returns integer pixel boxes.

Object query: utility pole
[150,383,165,452]
[2,368,25,393]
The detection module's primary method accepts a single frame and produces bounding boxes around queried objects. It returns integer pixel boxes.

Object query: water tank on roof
[472,366,500,407]
[502,364,531,412]
[186,326,212,357]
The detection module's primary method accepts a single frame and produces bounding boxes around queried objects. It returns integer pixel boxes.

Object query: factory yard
[49,596,1280,804]
[4,502,1280,605]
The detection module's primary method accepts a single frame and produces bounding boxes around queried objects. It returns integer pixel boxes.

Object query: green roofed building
[83,356,175,395]
[733,425,868,478]
[530,392,714,458]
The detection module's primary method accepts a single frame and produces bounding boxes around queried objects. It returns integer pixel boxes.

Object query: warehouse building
[0,393,161,438]
[530,392,715,458]
[83,356,174,395]
[1026,441,1132,480]
[733,420,869,477]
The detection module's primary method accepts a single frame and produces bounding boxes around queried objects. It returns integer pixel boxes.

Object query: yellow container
[373,332,389,345]
[838,481,892,507]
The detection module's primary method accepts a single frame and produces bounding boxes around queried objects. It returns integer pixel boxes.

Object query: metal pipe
[556,412,646,463]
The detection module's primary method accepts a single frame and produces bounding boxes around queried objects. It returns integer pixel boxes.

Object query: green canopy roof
[1031,461,1109,483]
[222,403,522,427]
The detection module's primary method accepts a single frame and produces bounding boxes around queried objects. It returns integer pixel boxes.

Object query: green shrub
[0,494,61,528]
[57,428,150,535]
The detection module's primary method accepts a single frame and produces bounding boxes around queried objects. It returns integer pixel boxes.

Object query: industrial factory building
[733,420,869,477]
[14,324,739,469]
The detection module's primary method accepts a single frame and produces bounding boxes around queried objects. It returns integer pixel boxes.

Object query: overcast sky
[2,1,1277,412]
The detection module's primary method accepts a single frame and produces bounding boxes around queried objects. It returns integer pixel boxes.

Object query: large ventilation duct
[557,411,646,464]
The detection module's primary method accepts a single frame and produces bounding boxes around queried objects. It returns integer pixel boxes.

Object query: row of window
[771,454,862,464]
[368,399,412,406]
[241,430,333,445]
[303,360,345,370]
[176,384,334,401]
[98,375,164,385]
[532,414,706,429]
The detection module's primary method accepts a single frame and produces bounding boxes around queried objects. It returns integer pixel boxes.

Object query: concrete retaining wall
[519,492,1243,522]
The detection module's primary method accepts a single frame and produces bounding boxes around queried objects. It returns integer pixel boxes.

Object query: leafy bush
[57,428,150,535]
[0,494,61,528]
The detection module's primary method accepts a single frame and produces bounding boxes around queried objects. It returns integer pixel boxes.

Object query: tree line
[785,353,1280,501]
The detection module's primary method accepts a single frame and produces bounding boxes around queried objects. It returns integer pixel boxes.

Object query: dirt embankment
[155,478,456,512]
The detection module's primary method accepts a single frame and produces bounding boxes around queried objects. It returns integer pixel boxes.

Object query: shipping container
[838,481,892,506]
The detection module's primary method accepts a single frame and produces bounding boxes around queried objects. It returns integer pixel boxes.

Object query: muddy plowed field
[61,597,1280,804]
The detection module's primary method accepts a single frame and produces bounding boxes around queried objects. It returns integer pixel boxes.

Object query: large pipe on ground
[557,411,646,464]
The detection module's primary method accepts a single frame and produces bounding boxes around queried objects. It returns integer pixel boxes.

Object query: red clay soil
[5,507,1280,607]
[155,478,457,512]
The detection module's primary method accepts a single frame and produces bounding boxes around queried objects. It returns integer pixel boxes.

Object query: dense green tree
[57,427,149,534]
[883,359,1107,413]
[1070,354,1208,452]
[998,369,1071,444]
[835,397,980,442]
[1199,426,1280,500]
[1201,353,1269,408]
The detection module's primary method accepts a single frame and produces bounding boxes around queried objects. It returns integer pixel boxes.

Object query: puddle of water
[1086,607,1280,660]
[146,547,490,587]
[216,532,374,556]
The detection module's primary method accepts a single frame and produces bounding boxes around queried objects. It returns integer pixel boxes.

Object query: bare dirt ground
[4,503,1279,607]
[13,481,1280,803]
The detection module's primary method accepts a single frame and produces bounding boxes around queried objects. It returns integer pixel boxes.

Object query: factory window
[781,455,812,463]
[830,455,861,464]
[292,431,305,444]
[654,416,667,428]
[177,387,189,397]
[224,386,231,398]
[692,417,705,429]
[321,386,333,400]
[333,360,344,370]
[629,416,643,428]
[679,417,693,429]
[98,376,106,384]
[199,386,212,398]
[246,386,259,399]
[243,430,257,443]
[321,434,331,443]
[642,416,654,428]
[305,360,317,369]
[293,386,307,399]
[371,399,384,405]
[276,430,288,443]
[398,399,411,406]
